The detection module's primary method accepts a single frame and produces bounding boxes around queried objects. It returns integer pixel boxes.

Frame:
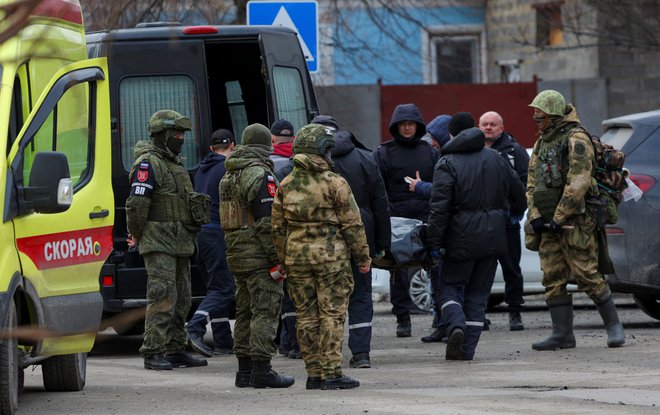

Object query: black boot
[321,375,360,390]
[249,359,295,388]
[509,311,525,331]
[306,376,322,390]
[165,351,208,367]
[396,314,412,338]
[532,295,576,351]
[144,354,173,370]
[235,356,252,388]
[594,291,625,347]
[445,328,464,360]
[421,327,447,343]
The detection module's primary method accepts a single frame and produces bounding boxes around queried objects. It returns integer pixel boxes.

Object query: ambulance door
[6,58,112,337]
[258,31,319,131]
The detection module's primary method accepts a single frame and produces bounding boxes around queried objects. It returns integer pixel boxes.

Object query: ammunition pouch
[189,191,211,226]
[533,188,562,221]
[219,199,254,231]
[147,193,193,225]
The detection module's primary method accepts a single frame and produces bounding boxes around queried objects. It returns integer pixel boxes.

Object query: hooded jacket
[374,103,438,220]
[331,130,391,256]
[426,127,526,261]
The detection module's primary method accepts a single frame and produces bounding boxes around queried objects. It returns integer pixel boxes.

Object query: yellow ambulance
[0,1,111,413]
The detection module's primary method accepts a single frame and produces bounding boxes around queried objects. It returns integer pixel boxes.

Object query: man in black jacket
[479,111,530,331]
[312,115,391,368]
[374,104,438,337]
[426,127,526,361]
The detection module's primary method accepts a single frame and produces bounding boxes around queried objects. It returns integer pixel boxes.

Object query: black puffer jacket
[490,132,531,229]
[426,127,526,261]
[332,130,391,256]
[374,103,438,220]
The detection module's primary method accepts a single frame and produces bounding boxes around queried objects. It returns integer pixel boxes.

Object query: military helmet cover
[293,123,336,155]
[529,90,566,117]
[148,110,192,134]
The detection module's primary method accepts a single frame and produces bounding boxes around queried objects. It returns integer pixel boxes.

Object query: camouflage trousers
[287,260,354,379]
[139,253,191,356]
[538,213,608,300]
[232,268,283,360]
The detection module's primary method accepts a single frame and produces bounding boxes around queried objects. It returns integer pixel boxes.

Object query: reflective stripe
[211,317,230,324]
[194,310,210,323]
[348,322,372,330]
[441,300,461,311]
[466,321,484,327]
[281,312,297,319]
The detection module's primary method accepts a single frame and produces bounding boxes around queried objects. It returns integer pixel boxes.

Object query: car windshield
[601,126,633,149]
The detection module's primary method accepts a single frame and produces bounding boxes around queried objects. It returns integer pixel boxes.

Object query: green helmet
[529,90,566,117]
[148,110,192,134]
[293,123,336,156]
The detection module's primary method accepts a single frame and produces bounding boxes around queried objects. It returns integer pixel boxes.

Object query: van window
[273,66,307,132]
[119,75,199,171]
[23,82,91,188]
[226,80,248,143]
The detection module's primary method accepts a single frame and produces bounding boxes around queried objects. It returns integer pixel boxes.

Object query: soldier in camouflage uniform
[526,90,625,351]
[272,123,371,390]
[126,110,209,370]
[219,123,294,389]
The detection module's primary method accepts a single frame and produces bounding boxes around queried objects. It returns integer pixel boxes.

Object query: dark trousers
[390,268,416,317]
[279,280,299,352]
[439,255,498,359]
[348,261,373,355]
[187,226,235,349]
[497,227,524,311]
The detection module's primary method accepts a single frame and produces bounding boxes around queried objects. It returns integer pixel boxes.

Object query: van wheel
[409,268,433,313]
[633,295,660,320]
[0,299,19,414]
[42,353,86,392]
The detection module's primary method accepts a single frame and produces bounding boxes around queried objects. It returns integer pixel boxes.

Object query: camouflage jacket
[220,145,280,273]
[272,153,371,267]
[527,105,598,225]
[125,140,196,257]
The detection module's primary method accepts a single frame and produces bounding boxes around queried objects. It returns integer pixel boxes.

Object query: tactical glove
[530,217,547,234]
[548,220,562,234]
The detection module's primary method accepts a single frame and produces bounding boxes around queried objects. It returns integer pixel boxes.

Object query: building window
[431,35,481,84]
[534,2,565,47]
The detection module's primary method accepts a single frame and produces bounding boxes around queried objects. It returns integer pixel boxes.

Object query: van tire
[0,299,19,415]
[42,353,86,392]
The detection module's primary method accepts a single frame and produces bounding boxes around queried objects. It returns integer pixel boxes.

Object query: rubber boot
[532,295,576,351]
[235,356,252,388]
[396,313,412,338]
[594,292,625,347]
[249,359,295,388]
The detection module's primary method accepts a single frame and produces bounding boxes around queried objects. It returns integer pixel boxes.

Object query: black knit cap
[448,112,475,137]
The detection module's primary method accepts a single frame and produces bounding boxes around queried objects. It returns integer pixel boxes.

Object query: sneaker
[306,376,322,390]
[509,311,525,331]
[445,328,464,361]
[321,375,360,390]
[349,353,370,369]
[165,351,208,367]
[287,349,302,359]
[187,333,213,358]
[144,354,173,370]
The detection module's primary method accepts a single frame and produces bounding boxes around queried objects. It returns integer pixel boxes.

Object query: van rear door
[258,30,319,130]
[6,58,112,353]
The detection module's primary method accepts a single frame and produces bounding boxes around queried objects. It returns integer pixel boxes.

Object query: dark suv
[601,110,660,320]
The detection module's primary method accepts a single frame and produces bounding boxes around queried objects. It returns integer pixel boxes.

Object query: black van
[87,23,319,333]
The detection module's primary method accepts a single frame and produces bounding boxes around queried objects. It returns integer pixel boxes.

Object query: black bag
[372,217,428,269]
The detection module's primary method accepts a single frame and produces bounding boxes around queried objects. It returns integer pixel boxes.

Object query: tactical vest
[138,155,194,225]
[219,169,254,230]
[532,122,579,221]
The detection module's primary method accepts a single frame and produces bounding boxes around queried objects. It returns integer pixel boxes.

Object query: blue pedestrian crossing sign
[247,1,318,73]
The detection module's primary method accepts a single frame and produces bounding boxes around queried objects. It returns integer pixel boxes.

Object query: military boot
[165,351,208,367]
[249,359,295,388]
[321,375,360,390]
[396,314,412,338]
[144,354,173,370]
[532,295,576,351]
[235,356,253,388]
[509,311,525,331]
[594,291,626,347]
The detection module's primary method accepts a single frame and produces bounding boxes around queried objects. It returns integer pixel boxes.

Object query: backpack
[571,127,627,226]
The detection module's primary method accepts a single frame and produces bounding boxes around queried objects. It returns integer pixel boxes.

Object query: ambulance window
[22,82,92,188]
[272,67,307,133]
[119,75,199,171]
[8,76,23,155]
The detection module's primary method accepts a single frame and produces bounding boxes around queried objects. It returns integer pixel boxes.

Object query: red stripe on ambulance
[32,0,83,25]
[16,226,113,270]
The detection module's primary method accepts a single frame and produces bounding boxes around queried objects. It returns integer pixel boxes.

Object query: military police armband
[130,160,155,197]
[251,174,277,221]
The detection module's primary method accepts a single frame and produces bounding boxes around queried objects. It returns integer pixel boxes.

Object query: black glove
[548,220,562,234]
[530,217,547,234]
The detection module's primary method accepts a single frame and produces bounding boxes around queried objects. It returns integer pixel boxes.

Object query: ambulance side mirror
[20,151,73,214]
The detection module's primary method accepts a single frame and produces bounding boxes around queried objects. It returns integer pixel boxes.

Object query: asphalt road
[17,293,660,414]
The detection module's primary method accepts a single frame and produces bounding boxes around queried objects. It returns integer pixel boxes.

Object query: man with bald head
[478,111,530,331]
